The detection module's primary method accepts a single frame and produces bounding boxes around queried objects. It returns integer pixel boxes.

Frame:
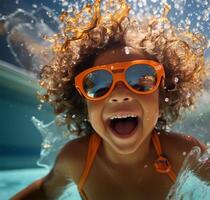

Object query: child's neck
[101,133,152,167]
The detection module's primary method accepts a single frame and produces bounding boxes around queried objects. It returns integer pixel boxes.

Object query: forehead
[93,45,152,66]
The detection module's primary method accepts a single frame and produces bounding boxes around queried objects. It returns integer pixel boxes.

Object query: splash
[31,115,80,168]
[1,1,210,199]
[1,0,209,72]
[1,6,59,74]
[44,0,130,53]
[167,146,210,200]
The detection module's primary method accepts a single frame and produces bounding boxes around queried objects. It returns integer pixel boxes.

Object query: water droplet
[124,46,131,55]
[46,11,52,18]
[32,4,38,8]
[42,143,52,149]
[165,97,169,102]
[174,77,179,83]
[186,93,191,98]
[206,142,210,147]
[37,104,43,110]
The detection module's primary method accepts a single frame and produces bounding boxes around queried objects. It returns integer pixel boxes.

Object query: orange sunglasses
[75,60,165,101]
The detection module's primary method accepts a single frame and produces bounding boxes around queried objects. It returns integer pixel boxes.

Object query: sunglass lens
[126,64,157,92]
[83,70,112,98]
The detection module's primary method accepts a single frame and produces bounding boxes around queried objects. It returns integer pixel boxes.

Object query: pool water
[0,168,82,200]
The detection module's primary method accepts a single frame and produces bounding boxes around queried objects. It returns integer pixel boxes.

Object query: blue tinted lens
[83,70,112,98]
[126,64,157,92]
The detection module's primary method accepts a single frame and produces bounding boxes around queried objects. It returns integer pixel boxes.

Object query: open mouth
[109,115,139,138]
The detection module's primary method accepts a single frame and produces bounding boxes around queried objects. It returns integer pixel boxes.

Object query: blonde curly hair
[38,0,207,135]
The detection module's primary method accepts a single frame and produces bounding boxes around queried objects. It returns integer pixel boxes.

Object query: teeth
[110,114,137,120]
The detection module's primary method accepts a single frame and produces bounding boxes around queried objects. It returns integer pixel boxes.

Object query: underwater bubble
[32,4,38,9]
[46,11,53,18]
[40,99,45,103]
[37,104,43,110]
[59,0,69,7]
[63,130,71,137]
[42,142,52,149]
[202,8,210,22]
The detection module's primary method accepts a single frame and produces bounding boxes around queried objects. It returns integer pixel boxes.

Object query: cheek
[87,101,104,128]
[143,92,159,122]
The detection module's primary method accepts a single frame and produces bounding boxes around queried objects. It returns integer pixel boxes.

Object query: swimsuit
[78,129,177,200]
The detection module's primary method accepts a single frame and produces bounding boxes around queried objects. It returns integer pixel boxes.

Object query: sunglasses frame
[75,59,165,101]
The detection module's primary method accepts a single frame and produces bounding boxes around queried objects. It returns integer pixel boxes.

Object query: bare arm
[11,144,75,200]
[10,177,49,200]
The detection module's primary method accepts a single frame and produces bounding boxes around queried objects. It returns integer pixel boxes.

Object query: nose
[108,82,133,103]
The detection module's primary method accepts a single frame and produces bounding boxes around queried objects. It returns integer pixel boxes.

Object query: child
[12,0,208,199]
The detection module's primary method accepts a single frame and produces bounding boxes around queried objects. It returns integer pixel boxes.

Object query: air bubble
[32,4,38,8]
[37,104,43,110]
[46,11,53,18]
[42,143,52,149]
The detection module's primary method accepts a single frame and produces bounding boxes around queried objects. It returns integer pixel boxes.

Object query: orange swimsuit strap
[78,129,176,199]
[78,133,101,200]
[152,129,177,183]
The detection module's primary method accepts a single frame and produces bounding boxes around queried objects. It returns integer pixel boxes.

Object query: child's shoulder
[158,130,207,173]
[61,134,91,157]
[54,134,92,183]
[159,130,206,153]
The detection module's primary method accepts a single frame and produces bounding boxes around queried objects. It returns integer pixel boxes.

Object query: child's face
[86,45,160,154]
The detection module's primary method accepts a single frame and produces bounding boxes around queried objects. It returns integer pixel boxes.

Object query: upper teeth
[110,114,137,120]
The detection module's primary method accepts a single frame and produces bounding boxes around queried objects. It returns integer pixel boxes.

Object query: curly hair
[38,0,208,136]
